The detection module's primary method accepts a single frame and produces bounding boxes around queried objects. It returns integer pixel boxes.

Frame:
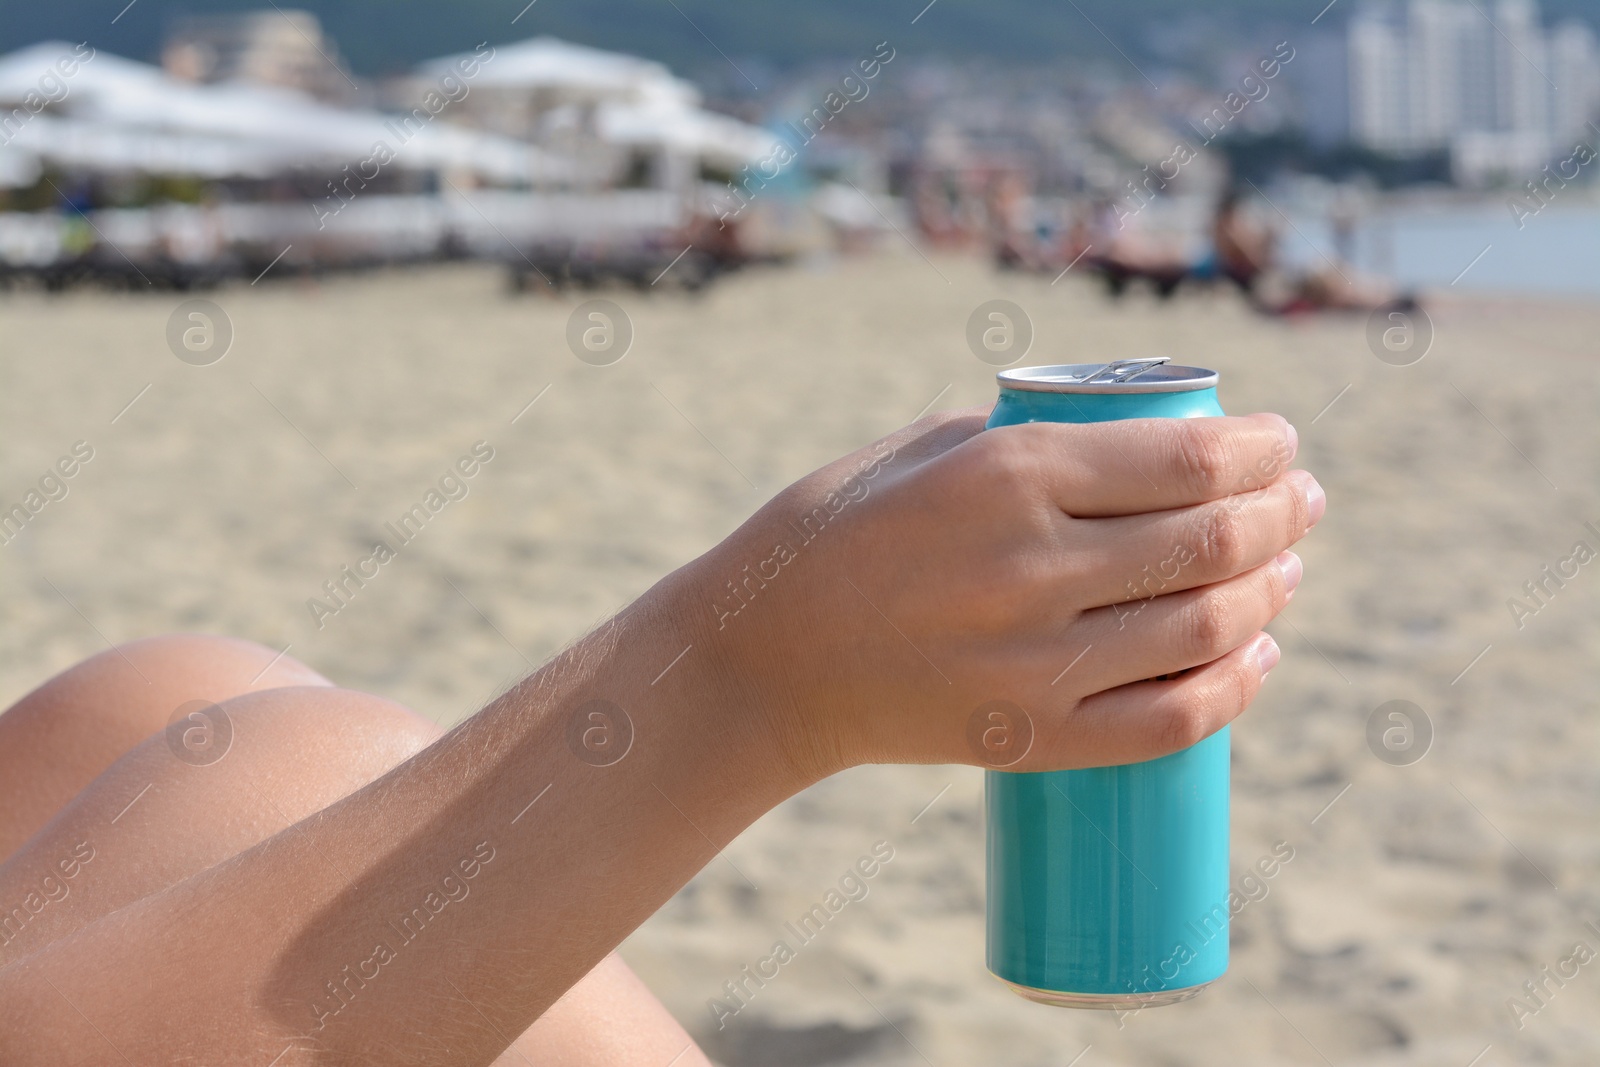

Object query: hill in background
[0,0,1424,84]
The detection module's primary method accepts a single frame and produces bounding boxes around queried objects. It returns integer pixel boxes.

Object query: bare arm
[0,409,1316,1064]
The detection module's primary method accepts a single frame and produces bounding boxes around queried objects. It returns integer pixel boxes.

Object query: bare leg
[0,634,332,858]
[507,956,710,1066]
[0,640,711,1066]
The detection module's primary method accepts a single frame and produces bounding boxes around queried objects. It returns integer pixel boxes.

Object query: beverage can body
[984,362,1230,1009]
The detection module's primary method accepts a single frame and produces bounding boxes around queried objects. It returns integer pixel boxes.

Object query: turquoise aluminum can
[985,358,1230,1010]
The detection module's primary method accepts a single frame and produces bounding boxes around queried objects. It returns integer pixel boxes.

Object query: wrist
[650,546,848,793]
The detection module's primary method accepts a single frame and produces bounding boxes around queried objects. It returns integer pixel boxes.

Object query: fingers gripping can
[985,358,1229,1010]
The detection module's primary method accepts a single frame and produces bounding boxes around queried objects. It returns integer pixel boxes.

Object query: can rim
[997,363,1219,394]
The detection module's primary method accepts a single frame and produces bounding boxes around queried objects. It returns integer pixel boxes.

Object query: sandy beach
[2,252,1597,1065]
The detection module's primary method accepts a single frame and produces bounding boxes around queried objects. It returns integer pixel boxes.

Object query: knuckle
[1262,553,1290,608]
[966,578,1026,629]
[1154,699,1210,753]
[1210,654,1258,721]
[973,432,1040,493]
[1281,475,1311,541]
[1197,505,1247,573]
[1234,655,1257,710]
[1174,422,1235,496]
[1177,594,1235,660]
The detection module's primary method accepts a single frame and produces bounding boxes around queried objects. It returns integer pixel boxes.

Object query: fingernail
[1276,551,1303,598]
[1257,635,1281,678]
[1284,421,1299,462]
[1293,470,1326,529]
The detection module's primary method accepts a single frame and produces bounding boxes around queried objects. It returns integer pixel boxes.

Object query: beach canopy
[417,36,777,168]
[596,83,777,167]
[0,41,574,187]
[418,36,697,103]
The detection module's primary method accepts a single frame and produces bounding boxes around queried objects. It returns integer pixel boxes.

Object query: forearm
[0,562,811,1065]
[0,410,1312,1064]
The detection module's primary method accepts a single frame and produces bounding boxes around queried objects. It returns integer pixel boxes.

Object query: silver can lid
[998,358,1218,394]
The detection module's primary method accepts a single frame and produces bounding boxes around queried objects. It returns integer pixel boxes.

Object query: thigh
[0,685,435,965]
[499,953,709,1067]
[0,634,332,859]
[0,674,711,1066]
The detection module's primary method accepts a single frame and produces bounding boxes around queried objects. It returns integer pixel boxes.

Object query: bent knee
[0,639,342,860]
[15,634,334,732]
[2,635,333,773]
[201,686,443,780]
[108,634,333,692]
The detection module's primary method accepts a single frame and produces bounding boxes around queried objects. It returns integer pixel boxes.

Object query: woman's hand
[685,407,1318,780]
[0,406,1320,1066]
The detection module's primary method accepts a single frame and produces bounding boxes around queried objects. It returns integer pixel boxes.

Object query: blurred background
[2,1,1598,1064]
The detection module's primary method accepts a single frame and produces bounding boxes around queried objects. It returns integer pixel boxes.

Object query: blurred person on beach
[1081,196,1191,298]
[1027,189,1407,314]
[0,407,1320,1063]
[1201,189,1408,316]
[986,171,1032,270]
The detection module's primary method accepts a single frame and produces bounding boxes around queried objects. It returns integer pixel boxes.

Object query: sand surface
[2,253,1598,1065]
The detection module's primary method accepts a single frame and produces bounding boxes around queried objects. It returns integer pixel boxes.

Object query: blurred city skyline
[7,0,1598,184]
[5,0,1600,296]
[4,0,1600,78]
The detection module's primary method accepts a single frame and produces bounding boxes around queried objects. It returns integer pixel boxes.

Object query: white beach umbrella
[595,97,777,167]
[419,36,698,105]
[416,36,774,167]
[0,41,573,183]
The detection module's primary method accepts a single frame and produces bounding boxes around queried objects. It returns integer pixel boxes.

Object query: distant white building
[406,37,775,193]
[0,41,568,188]
[162,9,353,102]
[1347,0,1600,182]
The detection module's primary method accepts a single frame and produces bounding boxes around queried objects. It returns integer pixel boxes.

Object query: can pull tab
[1076,357,1171,384]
